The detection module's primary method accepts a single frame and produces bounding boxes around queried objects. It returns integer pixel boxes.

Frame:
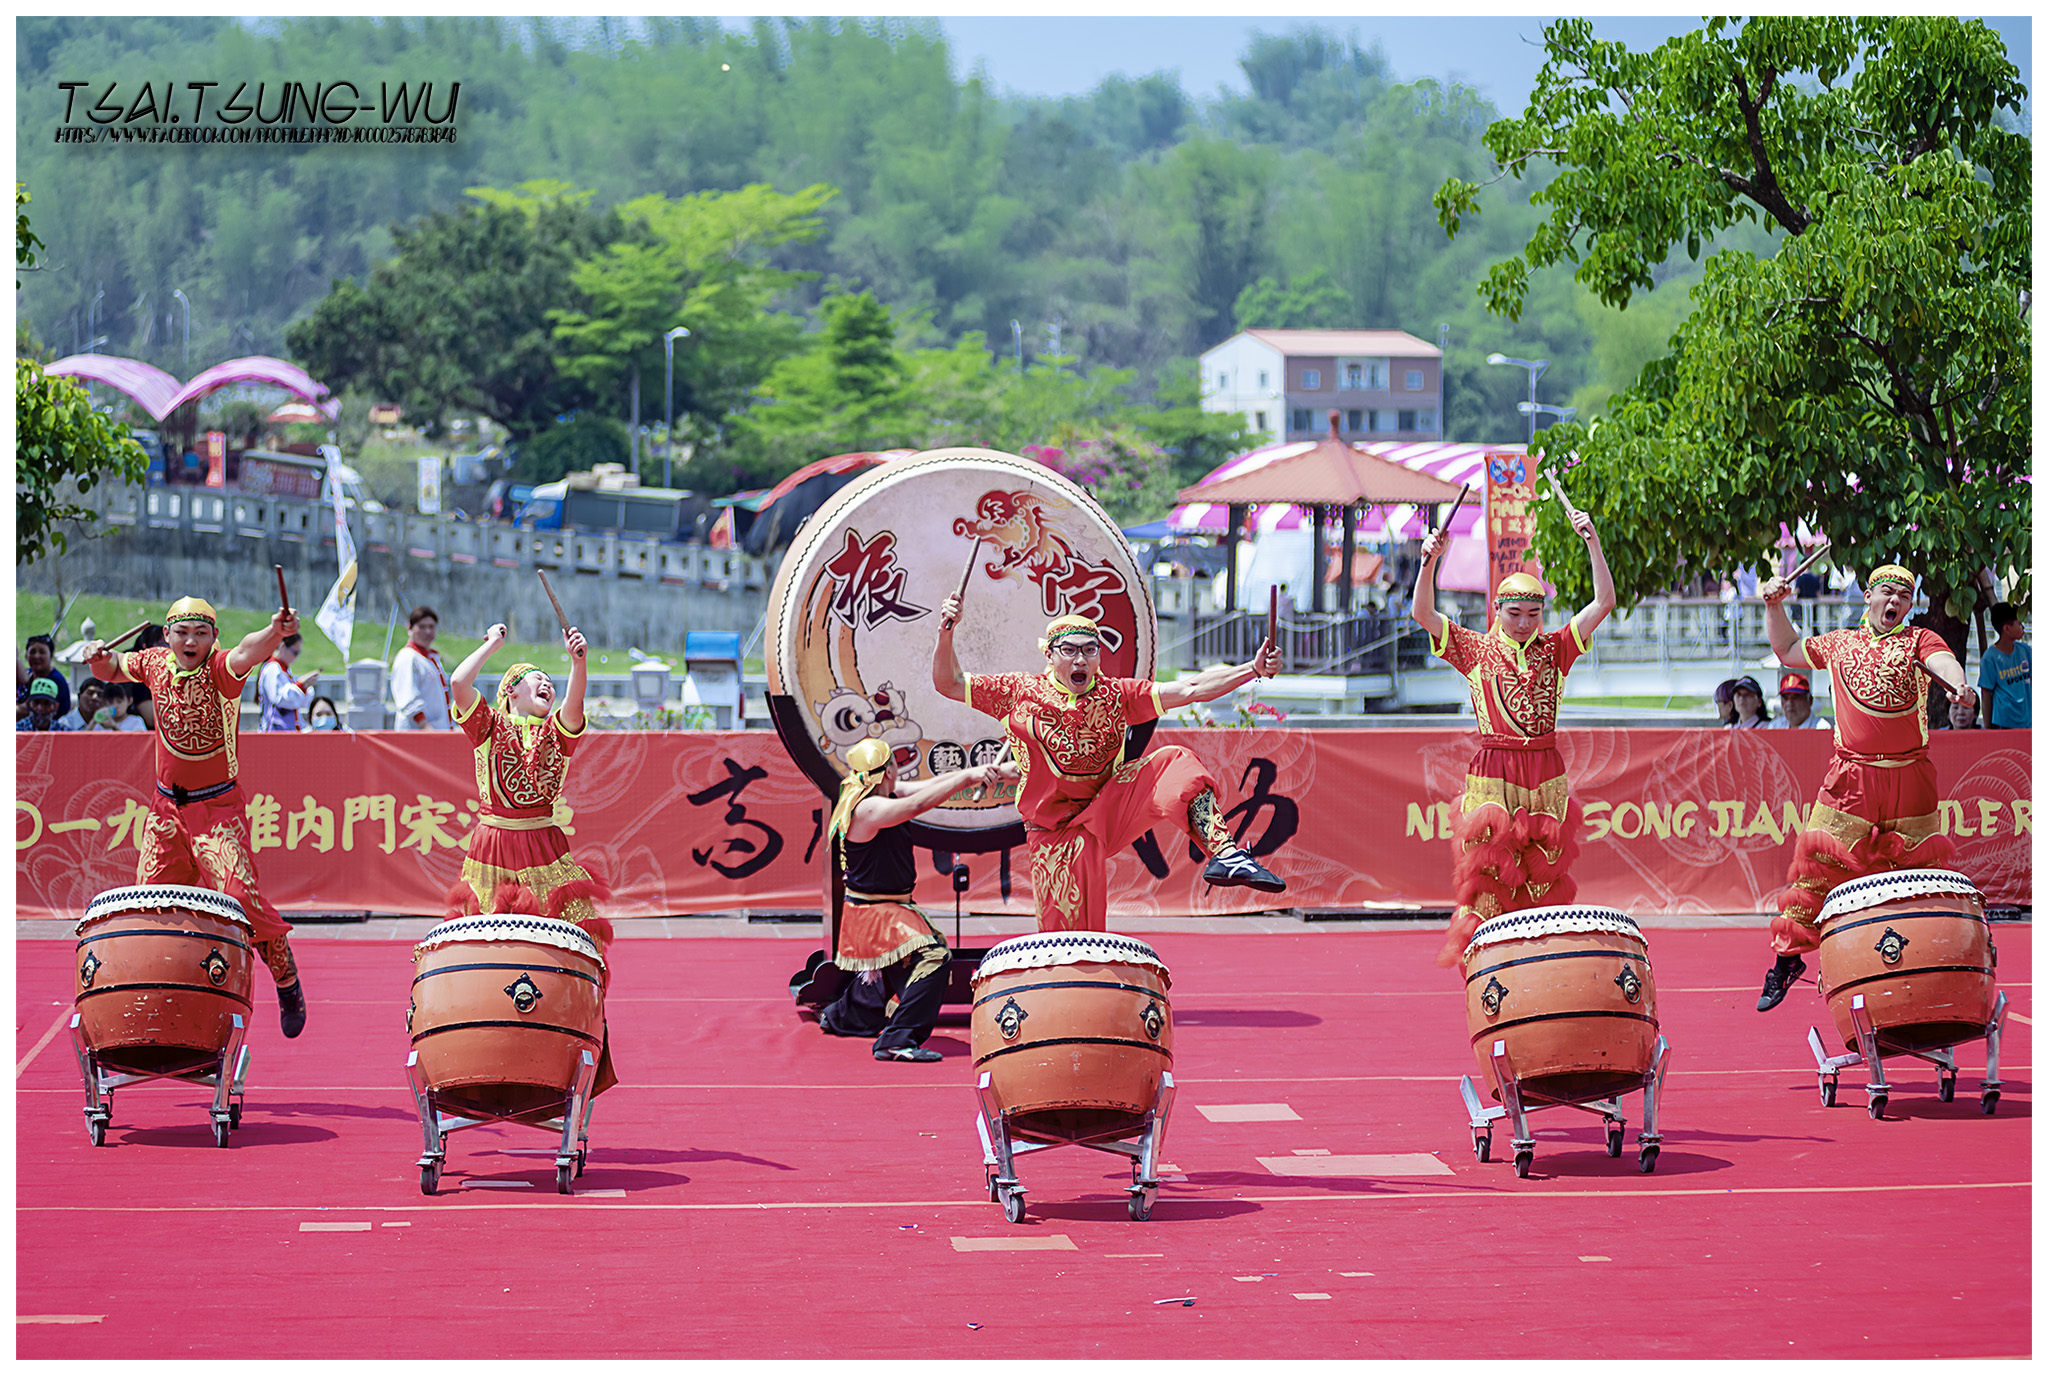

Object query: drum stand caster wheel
[986,1173,1000,1203]
[1819,1077,1837,1108]
[1637,1145,1660,1174]
[556,1162,575,1195]
[1000,1187,1027,1224]
[87,1114,107,1148]
[1867,1094,1888,1121]
[1981,1090,2000,1116]
[1937,1074,1956,1103]
[1605,1121,1624,1158]
[1512,1150,1533,1179]
[1127,1189,1154,1222]
[229,1103,243,1129]
[1472,1132,1490,1164]
[212,1117,232,1149]
[420,1163,441,1196]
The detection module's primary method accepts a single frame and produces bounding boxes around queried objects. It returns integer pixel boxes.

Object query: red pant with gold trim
[1024,745,1222,933]
[1770,755,1955,955]
[137,791,298,982]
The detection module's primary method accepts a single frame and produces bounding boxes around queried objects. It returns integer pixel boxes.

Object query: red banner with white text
[15,730,2030,922]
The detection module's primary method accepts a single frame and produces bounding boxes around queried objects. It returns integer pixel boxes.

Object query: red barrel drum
[971,932,1172,1145]
[75,885,255,1078]
[1817,869,1997,1055]
[409,915,606,1122]
[1463,905,1659,1103]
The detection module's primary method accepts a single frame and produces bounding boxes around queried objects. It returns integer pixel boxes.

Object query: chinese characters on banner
[15,729,2031,920]
[1484,447,1540,626]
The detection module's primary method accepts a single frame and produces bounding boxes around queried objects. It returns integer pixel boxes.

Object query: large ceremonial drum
[75,885,255,1078]
[1816,870,1997,1055]
[971,933,1173,1145]
[764,447,1156,842]
[409,916,606,1121]
[1463,906,1659,1103]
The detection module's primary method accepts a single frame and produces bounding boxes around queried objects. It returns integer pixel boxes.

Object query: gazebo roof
[1175,410,1468,507]
[44,354,337,422]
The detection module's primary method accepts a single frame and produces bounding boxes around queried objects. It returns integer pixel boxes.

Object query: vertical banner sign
[416,455,442,516]
[203,431,227,488]
[314,445,359,659]
[1484,447,1541,628]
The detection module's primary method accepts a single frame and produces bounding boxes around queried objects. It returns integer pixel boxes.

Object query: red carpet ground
[16,927,2030,1359]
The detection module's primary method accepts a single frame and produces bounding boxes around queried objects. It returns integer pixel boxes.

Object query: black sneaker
[1202,848,1287,894]
[1755,956,1806,1012]
[278,980,308,1038]
[874,1045,942,1062]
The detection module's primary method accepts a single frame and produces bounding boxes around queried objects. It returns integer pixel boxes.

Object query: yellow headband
[1038,614,1101,655]
[165,596,218,628]
[496,663,542,711]
[1493,572,1547,606]
[828,738,894,841]
[1867,564,1916,592]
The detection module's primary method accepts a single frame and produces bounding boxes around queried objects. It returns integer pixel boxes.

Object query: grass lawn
[1568,694,1715,710]
[17,592,645,677]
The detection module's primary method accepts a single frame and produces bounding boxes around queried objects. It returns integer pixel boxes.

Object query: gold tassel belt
[845,888,915,906]
[477,813,560,832]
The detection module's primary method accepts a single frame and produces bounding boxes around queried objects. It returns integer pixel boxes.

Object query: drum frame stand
[406,1047,599,1196]
[975,1070,1177,1223]
[1807,990,2008,1119]
[1460,1035,1670,1178]
[69,1012,249,1149]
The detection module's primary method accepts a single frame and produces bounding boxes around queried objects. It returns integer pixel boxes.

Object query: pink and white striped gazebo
[44,354,339,422]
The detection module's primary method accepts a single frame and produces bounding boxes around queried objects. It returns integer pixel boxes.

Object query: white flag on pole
[314,445,359,659]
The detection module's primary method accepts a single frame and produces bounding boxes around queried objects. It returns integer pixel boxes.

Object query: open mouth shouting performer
[84,597,311,1037]
[1411,507,1616,967]
[933,596,1287,934]
[1752,564,1977,1011]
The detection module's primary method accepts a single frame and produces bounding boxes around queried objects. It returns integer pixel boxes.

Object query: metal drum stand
[976,1070,1177,1222]
[1807,991,2009,1119]
[70,1012,250,1149]
[1460,1034,1672,1177]
[406,1046,599,1195]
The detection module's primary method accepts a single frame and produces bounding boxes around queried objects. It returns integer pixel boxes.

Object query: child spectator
[16,677,71,731]
[1978,603,2031,728]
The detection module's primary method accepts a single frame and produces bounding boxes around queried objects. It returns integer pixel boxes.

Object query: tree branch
[1725,63,1808,234]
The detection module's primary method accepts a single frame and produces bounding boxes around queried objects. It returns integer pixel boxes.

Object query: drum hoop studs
[1479,976,1509,1016]
[504,973,543,1013]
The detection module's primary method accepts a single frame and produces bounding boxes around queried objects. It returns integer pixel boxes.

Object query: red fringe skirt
[1439,741,1582,967]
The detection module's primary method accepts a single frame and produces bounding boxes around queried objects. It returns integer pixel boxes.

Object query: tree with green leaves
[548,182,837,454]
[1233,269,1352,331]
[287,182,624,439]
[1436,17,2031,660]
[16,186,147,564]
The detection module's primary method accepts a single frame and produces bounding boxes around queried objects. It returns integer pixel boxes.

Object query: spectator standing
[1727,675,1771,728]
[1712,679,1738,726]
[60,678,105,731]
[1767,672,1830,730]
[17,635,71,721]
[1941,693,1979,729]
[306,696,343,732]
[1977,603,2031,729]
[16,677,71,731]
[258,633,319,731]
[125,625,164,729]
[391,606,451,730]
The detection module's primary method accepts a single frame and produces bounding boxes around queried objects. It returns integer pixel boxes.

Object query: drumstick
[943,538,983,631]
[1543,469,1583,521]
[1433,484,1471,533]
[1787,540,1832,581]
[274,565,291,616]
[1265,585,1281,672]
[101,620,152,652]
[536,568,572,638]
[969,742,1012,803]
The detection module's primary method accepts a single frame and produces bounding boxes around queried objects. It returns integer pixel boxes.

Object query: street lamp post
[1517,401,1577,426]
[87,283,105,353]
[664,326,691,490]
[172,290,191,367]
[1486,352,1549,444]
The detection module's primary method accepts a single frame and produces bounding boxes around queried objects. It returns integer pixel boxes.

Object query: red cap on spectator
[1779,672,1811,694]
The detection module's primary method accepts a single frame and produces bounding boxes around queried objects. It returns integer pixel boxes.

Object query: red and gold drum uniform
[1771,621,1957,954]
[965,670,1229,932]
[1430,617,1590,966]
[116,645,294,962]
[446,696,611,937]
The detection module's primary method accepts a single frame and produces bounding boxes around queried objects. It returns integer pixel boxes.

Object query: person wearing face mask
[1711,679,1738,726]
[82,597,310,1037]
[305,696,343,732]
[446,622,616,1093]
[931,599,1286,934]
[1411,507,1616,967]
[1752,563,1978,1011]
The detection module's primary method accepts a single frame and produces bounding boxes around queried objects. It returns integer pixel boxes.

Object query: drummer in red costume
[83,597,311,1037]
[932,598,1286,933]
[1410,508,1616,966]
[444,622,612,948]
[1752,563,1978,1011]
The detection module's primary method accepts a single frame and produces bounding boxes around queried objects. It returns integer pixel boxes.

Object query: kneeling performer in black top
[820,738,1009,1062]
